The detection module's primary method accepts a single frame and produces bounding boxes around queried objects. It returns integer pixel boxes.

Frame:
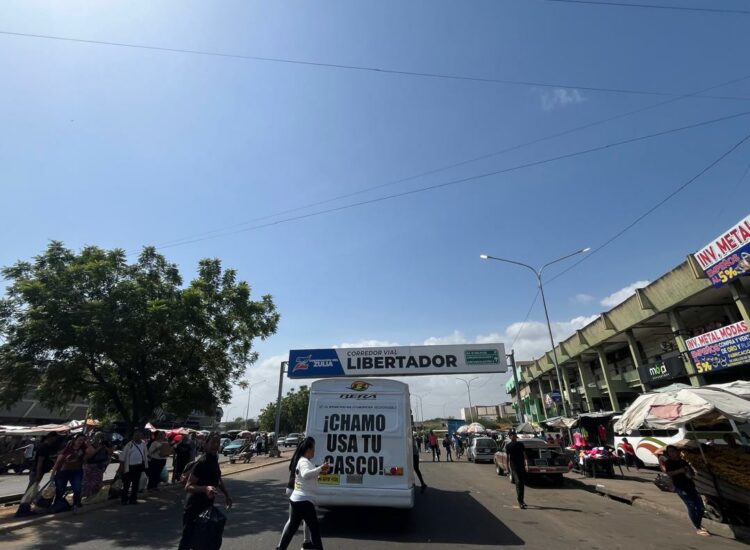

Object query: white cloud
[492,314,599,361]
[572,293,594,305]
[539,88,587,111]
[335,339,400,348]
[422,331,469,346]
[600,280,650,308]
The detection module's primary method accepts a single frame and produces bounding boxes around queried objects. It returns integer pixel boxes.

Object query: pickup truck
[494,437,569,486]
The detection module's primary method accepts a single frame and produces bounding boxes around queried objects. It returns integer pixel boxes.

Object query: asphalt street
[3,457,743,549]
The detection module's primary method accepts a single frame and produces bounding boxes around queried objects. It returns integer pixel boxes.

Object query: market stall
[614,381,750,524]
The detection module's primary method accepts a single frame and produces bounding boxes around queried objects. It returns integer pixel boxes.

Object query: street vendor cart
[614,381,750,525]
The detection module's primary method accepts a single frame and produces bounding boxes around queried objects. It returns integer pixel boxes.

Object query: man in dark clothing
[172,436,192,483]
[179,434,233,550]
[504,432,527,509]
[663,445,709,536]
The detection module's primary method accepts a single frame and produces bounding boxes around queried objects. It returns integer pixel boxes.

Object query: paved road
[3,459,742,549]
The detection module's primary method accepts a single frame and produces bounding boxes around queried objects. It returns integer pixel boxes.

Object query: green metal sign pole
[269,361,288,458]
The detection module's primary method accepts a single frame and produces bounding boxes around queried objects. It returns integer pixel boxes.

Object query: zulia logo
[349,381,371,392]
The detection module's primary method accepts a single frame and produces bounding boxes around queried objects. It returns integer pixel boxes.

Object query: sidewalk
[565,468,750,544]
[0,449,292,535]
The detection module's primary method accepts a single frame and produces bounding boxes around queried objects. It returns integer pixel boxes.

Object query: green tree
[258,386,309,433]
[0,242,280,431]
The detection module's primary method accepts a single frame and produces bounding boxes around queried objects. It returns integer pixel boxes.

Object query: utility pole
[508,350,525,422]
[269,361,287,458]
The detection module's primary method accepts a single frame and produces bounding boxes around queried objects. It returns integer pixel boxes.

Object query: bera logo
[349,381,371,392]
[293,355,337,372]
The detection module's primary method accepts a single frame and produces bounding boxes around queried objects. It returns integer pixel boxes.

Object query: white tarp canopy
[466,422,487,434]
[542,416,576,429]
[614,381,750,434]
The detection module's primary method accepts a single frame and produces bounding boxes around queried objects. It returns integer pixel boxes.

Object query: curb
[0,457,289,536]
[565,476,750,544]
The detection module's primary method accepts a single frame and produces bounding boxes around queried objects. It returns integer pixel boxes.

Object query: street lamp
[412,394,425,423]
[243,379,266,430]
[480,247,591,418]
[456,377,479,422]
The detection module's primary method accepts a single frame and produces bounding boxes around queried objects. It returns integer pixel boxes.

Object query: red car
[494,437,569,486]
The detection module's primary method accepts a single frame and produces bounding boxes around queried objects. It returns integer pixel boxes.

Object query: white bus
[305,378,414,509]
[613,418,742,467]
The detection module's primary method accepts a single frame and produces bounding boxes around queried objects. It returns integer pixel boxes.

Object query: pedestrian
[662,445,710,537]
[276,437,329,550]
[178,434,233,550]
[620,438,642,471]
[146,430,169,491]
[504,432,527,509]
[15,431,61,517]
[172,435,192,483]
[283,445,314,550]
[454,434,464,460]
[82,433,112,500]
[413,436,427,492]
[51,433,87,513]
[428,431,439,462]
[120,429,148,505]
[442,434,453,462]
[416,435,423,453]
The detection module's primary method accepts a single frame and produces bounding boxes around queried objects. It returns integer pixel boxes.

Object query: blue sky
[2,1,749,421]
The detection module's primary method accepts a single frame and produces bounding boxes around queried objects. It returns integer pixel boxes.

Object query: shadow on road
[24,476,290,549]
[319,487,524,546]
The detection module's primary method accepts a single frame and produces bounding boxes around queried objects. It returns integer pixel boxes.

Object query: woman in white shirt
[277,437,330,550]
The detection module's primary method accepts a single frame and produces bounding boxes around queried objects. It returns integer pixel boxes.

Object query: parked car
[467,437,497,463]
[494,437,569,486]
[284,433,303,448]
[222,439,247,457]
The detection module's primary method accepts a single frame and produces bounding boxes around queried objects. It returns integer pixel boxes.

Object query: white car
[468,437,498,463]
[284,433,303,447]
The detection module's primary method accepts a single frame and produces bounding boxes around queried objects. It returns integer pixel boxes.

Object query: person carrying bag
[179,434,232,550]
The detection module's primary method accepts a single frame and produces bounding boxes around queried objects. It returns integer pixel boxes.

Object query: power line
[541,0,750,14]
[147,109,750,252]
[510,291,541,351]
[152,72,750,249]
[507,129,750,357]
[547,130,750,284]
[2,29,750,102]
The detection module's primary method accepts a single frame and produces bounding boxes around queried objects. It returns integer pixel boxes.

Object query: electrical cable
[151,71,750,249]
[546,130,750,284]
[145,109,750,252]
[541,0,750,14]
[509,291,541,351]
[1,29,750,101]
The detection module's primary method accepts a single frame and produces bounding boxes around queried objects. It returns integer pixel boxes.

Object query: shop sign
[288,343,506,379]
[686,321,750,374]
[637,356,686,383]
[693,214,750,288]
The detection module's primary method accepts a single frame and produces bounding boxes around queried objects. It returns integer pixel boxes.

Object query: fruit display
[682,447,750,491]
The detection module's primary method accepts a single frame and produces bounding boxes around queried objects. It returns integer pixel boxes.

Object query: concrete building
[461,403,518,422]
[506,256,750,423]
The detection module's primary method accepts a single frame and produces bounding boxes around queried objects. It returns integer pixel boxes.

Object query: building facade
[507,256,750,422]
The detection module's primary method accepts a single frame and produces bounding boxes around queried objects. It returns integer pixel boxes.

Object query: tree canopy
[258,386,309,434]
[0,242,279,430]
